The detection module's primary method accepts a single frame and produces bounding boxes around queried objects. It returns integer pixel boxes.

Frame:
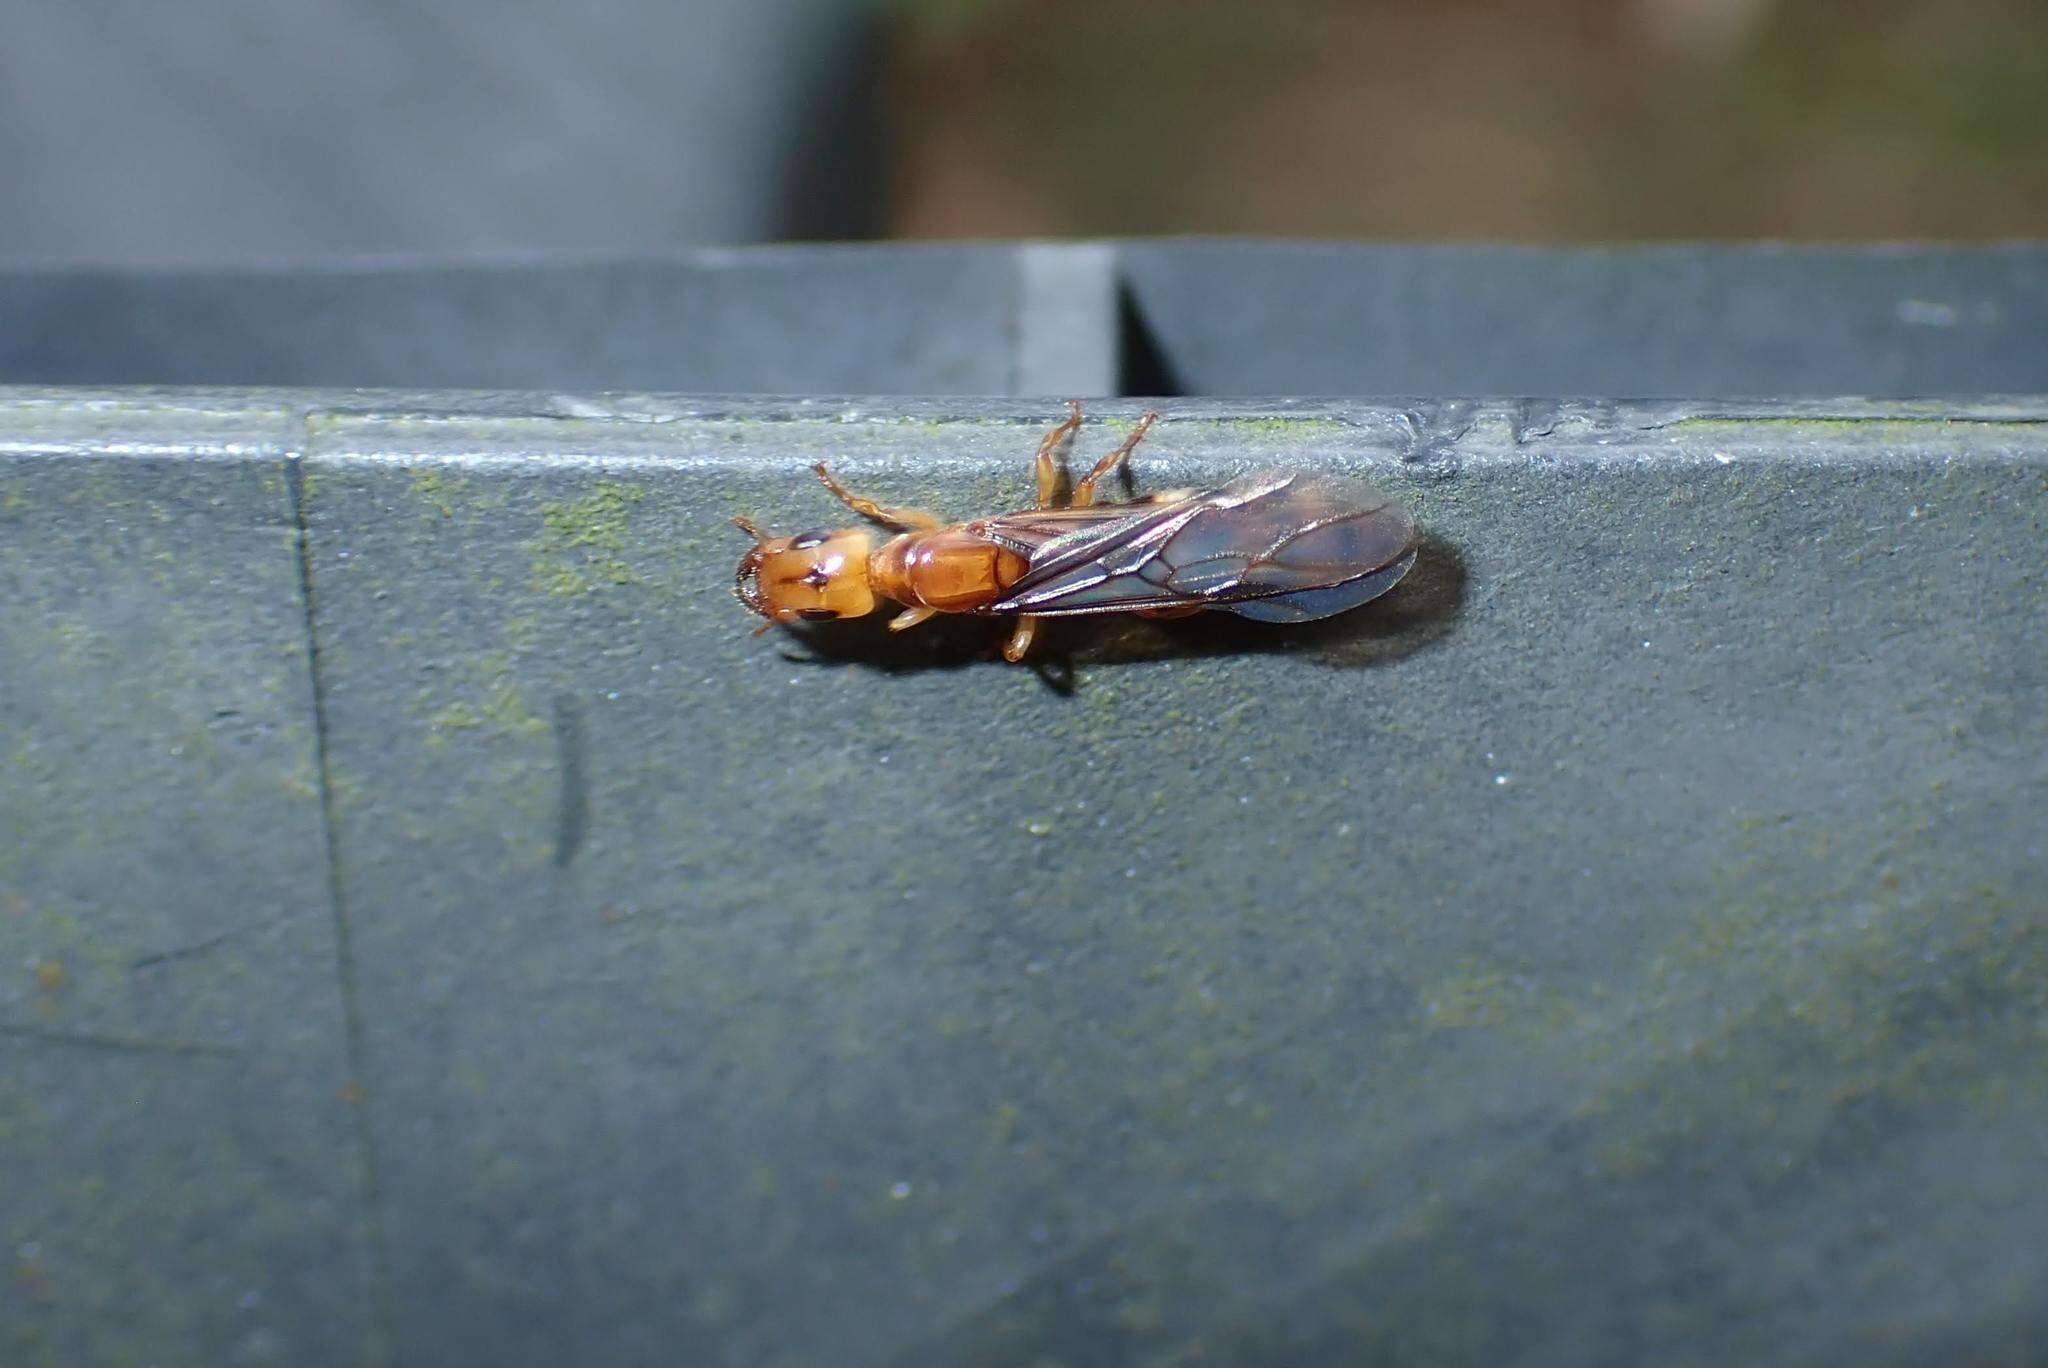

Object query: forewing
[989,473,1415,618]
[972,503,1158,560]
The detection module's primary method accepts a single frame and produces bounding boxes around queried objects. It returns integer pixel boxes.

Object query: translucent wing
[969,502,1155,560]
[986,472,1415,619]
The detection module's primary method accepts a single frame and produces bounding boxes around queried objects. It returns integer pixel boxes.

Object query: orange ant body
[734,403,1415,663]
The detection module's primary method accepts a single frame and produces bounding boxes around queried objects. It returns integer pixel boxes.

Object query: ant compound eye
[796,608,838,622]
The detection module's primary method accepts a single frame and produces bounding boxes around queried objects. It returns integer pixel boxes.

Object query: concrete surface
[2,387,2045,1365]
[6,243,2045,398]
[1121,241,2048,398]
[0,247,1039,395]
[0,396,375,1365]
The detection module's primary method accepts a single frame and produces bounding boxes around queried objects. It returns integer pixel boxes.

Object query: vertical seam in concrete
[1008,247,1024,398]
[1014,242,1122,399]
[285,417,397,1367]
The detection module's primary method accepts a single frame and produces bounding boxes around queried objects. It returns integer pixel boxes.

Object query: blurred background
[3,0,2045,264]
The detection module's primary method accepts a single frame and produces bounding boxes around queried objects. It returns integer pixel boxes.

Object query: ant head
[731,517,876,632]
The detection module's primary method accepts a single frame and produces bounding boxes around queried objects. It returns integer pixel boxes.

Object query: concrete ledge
[5,242,2046,398]
[4,387,2046,1365]
[1121,240,2048,397]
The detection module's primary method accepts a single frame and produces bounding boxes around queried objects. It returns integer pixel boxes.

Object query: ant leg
[889,606,937,633]
[811,464,941,531]
[1002,614,1042,663]
[1010,400,1085,665]
[1072,410,1159,508]
[1034,400,1084,509]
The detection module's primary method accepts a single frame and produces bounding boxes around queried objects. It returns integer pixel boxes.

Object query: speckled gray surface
[4,388,2046,1366]
[0,397,374,1365]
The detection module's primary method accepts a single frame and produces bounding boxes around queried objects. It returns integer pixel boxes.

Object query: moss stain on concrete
[530,483,647,597]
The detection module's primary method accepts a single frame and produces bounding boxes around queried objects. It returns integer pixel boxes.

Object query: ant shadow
[776,533,1469,695]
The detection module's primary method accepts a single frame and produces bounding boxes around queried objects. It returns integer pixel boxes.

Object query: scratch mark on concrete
[553,693,589,869]
[0,1021,241,1057]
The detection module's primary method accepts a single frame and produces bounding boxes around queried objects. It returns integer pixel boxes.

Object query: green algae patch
[1421,965,1511,1031]
[419,674,549,751]
[479,685,549,737]
[530,483,647,596]
[1666,416,2048,442]
[1219,416,1353,436]
[424,699,485,742]
[409,466,457,519]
